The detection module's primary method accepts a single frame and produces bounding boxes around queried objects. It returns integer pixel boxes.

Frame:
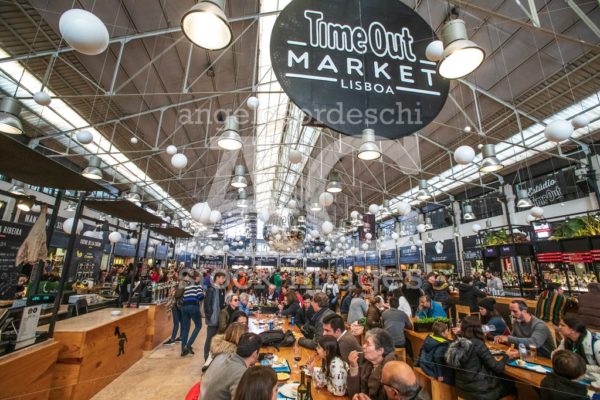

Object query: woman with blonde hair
[202,322,248,372]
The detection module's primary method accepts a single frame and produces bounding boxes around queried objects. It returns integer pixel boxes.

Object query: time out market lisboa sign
[270,0,449,139]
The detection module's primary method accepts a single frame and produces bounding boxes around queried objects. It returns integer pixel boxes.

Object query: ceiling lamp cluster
[181,0,232,51]
[0,97,23,135]
[358,128,381,161]
[218,115,241,150]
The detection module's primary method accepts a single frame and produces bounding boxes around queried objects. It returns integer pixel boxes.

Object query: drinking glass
[529,344,537,361]
[293,344,302,372]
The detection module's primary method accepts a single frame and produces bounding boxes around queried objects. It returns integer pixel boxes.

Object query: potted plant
[413,317,450,332]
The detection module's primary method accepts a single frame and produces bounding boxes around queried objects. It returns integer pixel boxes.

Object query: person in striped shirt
[536,282,567,327]
[181,273,205,357]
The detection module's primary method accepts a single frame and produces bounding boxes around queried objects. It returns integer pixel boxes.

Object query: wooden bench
[394,347,406,362]
[414,367,457,400]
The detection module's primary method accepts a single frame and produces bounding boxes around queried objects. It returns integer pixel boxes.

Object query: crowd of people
[154,266,599,400]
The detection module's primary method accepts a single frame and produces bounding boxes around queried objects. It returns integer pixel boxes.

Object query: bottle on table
[297,370,307,400]
[519,343,527,362]
[305,377,313,400]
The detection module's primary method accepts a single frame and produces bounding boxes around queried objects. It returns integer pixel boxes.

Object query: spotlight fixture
[424,217,433,230]
[9,180,26,196]
[326,171,342,193]
[0,97,23,135]
[416,179,432,201]
[357,128,381,160]
[231,164,247,188]
[81,156,103,180]
[463,204,476,220]
[480,144,503,173]
[438,19,485,79]
[125,185,141,202]
[17,196,34,212]
[516,189,533,209]
[309,201,322,212]
[217,115,241,150]
[237,188,249,208]
[181,0,232,51]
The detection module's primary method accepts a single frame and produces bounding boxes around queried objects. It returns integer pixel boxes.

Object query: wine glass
[293,343,302,372]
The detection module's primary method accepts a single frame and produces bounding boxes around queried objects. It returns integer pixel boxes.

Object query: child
[417,321,454,384]
[541,350,589,400]
[307,335,348,396]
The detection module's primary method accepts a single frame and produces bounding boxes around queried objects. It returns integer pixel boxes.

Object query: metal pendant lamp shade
[218,115,242,150]
[125,184,141,202]
[310,202,322,212]
[231,164,247,188]
[181,0,232,51]
[237,188,249,208]
[81,156,103,180]
[463,204,476,220]
[326,171,342,193]
[0,97,24,135]
[416,179,432,201]
[480,144,504,173]
[358,128,381,160]
[516,189,534,208]
[438,19,485,79]
[9,180,26,196]
[17,196,34,212]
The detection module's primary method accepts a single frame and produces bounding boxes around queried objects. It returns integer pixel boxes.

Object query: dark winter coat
[433,281,451,309]
[540,372,589,400]
[458,283,487,312]
[445,337,515,400]
[422,281,435,300]
[366,304,381,330]
[417,335,454,384]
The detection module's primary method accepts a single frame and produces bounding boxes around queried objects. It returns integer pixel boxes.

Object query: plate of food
[278,382,299,399]
[277,372,290,381]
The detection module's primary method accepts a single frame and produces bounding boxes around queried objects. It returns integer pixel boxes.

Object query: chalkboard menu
[69,237,104,281]
[380,249,397,266]
[399,246,420,263]
[0,222,31,300]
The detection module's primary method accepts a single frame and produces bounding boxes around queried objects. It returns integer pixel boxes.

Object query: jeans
[170,308,181,341]
[204,325,219,360]
[181,303,201,351]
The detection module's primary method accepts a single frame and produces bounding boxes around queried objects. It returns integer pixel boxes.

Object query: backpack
[259,329,296,350]
[174,287,185,309]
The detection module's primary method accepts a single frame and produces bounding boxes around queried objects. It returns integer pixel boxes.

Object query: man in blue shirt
[416,295,447,319]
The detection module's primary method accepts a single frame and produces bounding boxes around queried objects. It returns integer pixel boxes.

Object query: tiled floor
[91,325,207,400]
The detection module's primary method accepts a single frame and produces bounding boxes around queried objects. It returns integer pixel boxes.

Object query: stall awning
[0,134,109,192]
[84,199,164,224]
[150,225,193,239]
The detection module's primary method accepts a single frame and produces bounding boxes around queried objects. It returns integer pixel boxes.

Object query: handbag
[259,329,296,350]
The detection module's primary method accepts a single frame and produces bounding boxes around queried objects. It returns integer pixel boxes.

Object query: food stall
[424,238,457,276]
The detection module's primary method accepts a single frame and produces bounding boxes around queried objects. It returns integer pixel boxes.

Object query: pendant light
[0,97,24,135]
[9,180,26,196]
[416,179,432,201]
[480,144,503,173]
[125,185,141,202]
[237,188,249,208]
[424,217,433,230]
[17,196,34,212]
[231,165,247,188]
[81,156,103,180]
[181,0,233,51]
[218,115,241,150]
[326,171,342,193]
[310,202,322,212]
[438,19,485,79]
[463,204,476,220]
[357,128,381,160]
[516,189,534,208]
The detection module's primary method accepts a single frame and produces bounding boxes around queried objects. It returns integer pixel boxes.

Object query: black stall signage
[380,249,397,266]
[270,0,449,139]
[69,237,103,281]
[255,257,278,266]
[0,222,31,300]
[399,246,420,263]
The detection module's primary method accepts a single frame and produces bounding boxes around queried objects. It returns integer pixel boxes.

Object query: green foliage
[550,215,600,240]
[482,230,528,246]
[414,317,449,325]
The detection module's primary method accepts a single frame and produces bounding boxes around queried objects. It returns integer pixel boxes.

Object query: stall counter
[141,302,172,350]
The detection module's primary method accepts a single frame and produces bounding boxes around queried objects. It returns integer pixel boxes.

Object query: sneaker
[181,348,190,357]
[175,337,182,342]
[164,339,176,345]
[187,346,195,355]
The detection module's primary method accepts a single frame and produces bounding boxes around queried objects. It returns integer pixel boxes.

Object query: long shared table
[249,316,348,400]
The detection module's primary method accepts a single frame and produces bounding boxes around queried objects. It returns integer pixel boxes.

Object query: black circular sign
[270,0,449,139]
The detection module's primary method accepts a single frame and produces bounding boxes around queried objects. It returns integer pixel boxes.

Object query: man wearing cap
[200,332,262,400]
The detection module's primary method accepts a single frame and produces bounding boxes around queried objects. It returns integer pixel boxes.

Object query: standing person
[163,272,184,345]
[306,335,349,396]
[485,270,504,295]
[218,294,241,333]
[422,273,436,300]
[272,269,282,293]
[381,297,412,349]
[348,288,368,324]
[536,282,567,327]
[366,296,384,330]
[232,366,278,400]
[322,313,362,363]
[458,275,487,313]
[180,273,204,356]
[556,316,600,377]
[278,290,300,318]
[445,316,519,400]
[322,275,340,311]
[204,271,227,360]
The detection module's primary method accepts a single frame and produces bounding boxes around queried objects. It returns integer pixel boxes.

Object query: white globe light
[310,229,319,238]
[108,231,122,244]
[204,245,215,256]
[350,210,360,220]
[147,246,155,254]
[322,221,334,234]
[209,210,222,224]
[129,237,138,245]
[361,243,369,250]
[130,137,138,144]
[288,149,303,164]
[271,225,280,234]
[258,210,270,222]
[368,204,379,214]
[572,115,590,129]
[410,245,417,251]
[191,202,211,224]
[527,214,536,222]
[325,246,332,253]
[397,202,411,216]
[76,130,94,145]
[337,242,343,248]
[171,153,188,169]
[325,240,331,246]
[463,126,472,134]
[31,204,41,213]
[417,224,426,233]
[392,232,399,240]
[544,120,573,142]
[275,234,282,241]
[454,145,476,165]
[319,192,334,207]
[365,232,372,240]
[416,240,423,246]
[247,96,259,110]
[63,217,83,235]
[530,206,544,218]
[425,40,444,62]
[33,91,51,106]
[288,199,297,209]
[472,224,482,233]
[59,9,109,55]
[166,145,177,155]
[222,245,230,252]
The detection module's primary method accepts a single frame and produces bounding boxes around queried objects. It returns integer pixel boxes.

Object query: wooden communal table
[0,339,61,400]
[49,308,148,400]
[249,315,348,400]
[140,302,171,350]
